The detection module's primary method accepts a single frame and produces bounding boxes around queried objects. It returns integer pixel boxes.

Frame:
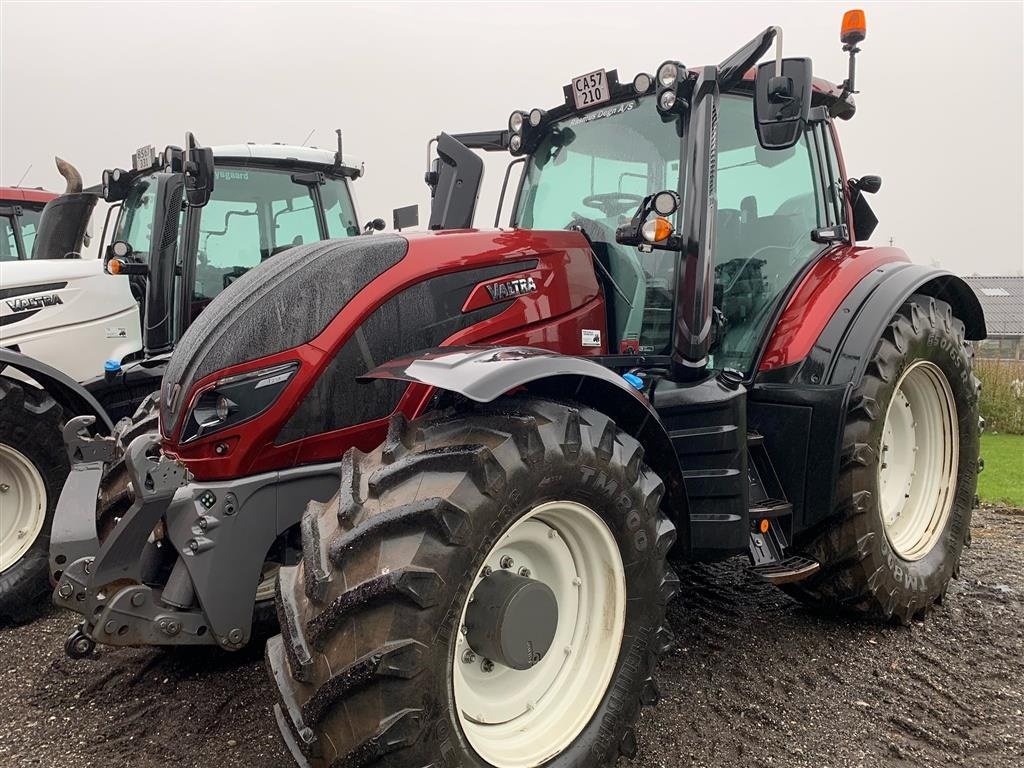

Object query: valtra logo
[6,294,63,312]
[485,276,537,302]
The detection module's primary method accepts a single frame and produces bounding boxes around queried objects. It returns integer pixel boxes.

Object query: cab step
[750,556,820,585]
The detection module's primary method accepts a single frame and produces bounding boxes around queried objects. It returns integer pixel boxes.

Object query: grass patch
[978,433,1024,507]
[976,358,1024,435]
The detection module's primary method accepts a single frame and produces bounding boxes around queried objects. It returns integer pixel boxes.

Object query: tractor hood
[160,235,409,437]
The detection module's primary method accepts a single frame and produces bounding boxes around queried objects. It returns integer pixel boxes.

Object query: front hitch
[51,426,193,653]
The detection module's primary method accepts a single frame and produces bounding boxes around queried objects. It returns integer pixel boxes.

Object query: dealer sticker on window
[582,329,602,348]
[572,69,610,111]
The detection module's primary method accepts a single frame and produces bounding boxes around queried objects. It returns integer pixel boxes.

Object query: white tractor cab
[0,132,395,622]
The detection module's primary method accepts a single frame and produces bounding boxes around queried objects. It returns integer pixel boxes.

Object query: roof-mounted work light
[656,60,687,116]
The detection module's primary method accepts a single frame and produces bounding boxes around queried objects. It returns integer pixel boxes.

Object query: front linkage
[51,417,341,656]
[52,417,193,655]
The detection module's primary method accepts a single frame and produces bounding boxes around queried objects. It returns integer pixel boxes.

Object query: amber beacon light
[841,9,867,45]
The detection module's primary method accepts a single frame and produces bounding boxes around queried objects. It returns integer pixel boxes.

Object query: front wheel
[269,398,678,767]
[784,295,980,623]
[0,378,69,624]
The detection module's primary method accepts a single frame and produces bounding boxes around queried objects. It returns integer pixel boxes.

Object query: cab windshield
[514,97,680,354]
[512,93,827,371]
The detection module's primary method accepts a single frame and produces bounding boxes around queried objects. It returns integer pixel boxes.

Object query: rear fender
[361,346,690,549]
[0,348,113,433]
[825,267,985,387]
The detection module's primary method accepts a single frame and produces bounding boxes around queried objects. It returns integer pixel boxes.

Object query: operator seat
[571,216,646,348]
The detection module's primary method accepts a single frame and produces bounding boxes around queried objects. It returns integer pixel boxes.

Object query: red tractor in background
[52,11,984,767]
[0,186,57,260]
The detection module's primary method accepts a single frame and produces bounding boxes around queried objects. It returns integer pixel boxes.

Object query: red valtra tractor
[53,11,984,766]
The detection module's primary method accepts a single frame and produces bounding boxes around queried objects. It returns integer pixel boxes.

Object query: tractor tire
[269,398,678,767]
[0,378,69,624]
[784,294,980,624]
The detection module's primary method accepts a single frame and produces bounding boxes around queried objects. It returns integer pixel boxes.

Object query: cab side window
[712,95,824,373]
[1,216,17,260]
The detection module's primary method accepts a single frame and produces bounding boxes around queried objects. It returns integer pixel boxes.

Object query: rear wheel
[269,398,678,767]
[784,295,980,623]
[0,378,68,624]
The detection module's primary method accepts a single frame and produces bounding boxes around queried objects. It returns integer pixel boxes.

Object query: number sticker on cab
[572,69,610,111]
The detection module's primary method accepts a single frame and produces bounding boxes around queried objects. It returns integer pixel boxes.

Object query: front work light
[509,111,525,133]
[181,361,299,443]
[659,90,677,111]
[633,72,652,94]
[529,108,545,127]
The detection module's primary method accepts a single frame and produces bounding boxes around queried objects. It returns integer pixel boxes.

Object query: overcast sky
[2,1,1021,274]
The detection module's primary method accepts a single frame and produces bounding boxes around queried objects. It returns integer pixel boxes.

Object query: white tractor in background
[0,132,389,621]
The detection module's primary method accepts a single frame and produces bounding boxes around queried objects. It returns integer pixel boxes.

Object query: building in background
[963,275,1023,360]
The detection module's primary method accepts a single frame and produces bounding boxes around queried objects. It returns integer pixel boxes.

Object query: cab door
[710,96,845,374]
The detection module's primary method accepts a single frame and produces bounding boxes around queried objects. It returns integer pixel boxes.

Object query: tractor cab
[101,135,364,352]
[0,187,57,260]
[429,26,876,379]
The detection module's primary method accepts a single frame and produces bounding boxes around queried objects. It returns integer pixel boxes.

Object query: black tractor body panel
[161,236,408,434]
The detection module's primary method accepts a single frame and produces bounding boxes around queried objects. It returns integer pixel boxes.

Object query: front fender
[361,346,691,549]
[0,348,113,433]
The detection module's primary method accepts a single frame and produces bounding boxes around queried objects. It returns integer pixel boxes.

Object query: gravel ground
[1,506,1021,768]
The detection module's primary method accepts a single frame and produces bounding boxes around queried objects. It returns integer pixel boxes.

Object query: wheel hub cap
[466,570,559,671]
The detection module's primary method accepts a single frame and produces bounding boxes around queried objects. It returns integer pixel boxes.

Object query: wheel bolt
[481,566,492,577]
[462,650,476,664]
[58,583,74,599]
[481,659,494,673]
[500,556,515,570]
[518,567,531,578]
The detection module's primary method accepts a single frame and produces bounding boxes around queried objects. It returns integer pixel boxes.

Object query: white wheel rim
[0,443,48,573]
[878,361,959,561]
[453,500,626,767]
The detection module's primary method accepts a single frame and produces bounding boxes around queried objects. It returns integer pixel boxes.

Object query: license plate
[132,144,157,171]
[572,69,610,110]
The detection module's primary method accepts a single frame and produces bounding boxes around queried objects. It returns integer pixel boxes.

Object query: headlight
[657,61,679,87]
[180,361,298,443]
[528,108,544,127]
[508,111,525,133]
[632,72,652,94]
[509,134,523,152]
[659,90,677,111]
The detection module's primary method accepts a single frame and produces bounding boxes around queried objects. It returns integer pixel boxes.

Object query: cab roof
[0,187,58,204]
[211,144,363,176]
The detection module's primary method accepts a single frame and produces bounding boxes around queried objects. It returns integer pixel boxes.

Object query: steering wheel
[582,193,644,218]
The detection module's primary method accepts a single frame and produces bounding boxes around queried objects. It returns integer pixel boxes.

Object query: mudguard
[0,348,113,433]
[794,264,985,388]
[361,346,691,546]
[828,268,984,386]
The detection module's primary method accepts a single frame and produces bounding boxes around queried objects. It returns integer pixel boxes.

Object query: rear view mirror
[183,132,215,208]
[852,174,881,194]
[753,57,812,150]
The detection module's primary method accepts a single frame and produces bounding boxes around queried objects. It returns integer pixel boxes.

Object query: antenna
[300,128,315,147]
[14,164,32,187]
